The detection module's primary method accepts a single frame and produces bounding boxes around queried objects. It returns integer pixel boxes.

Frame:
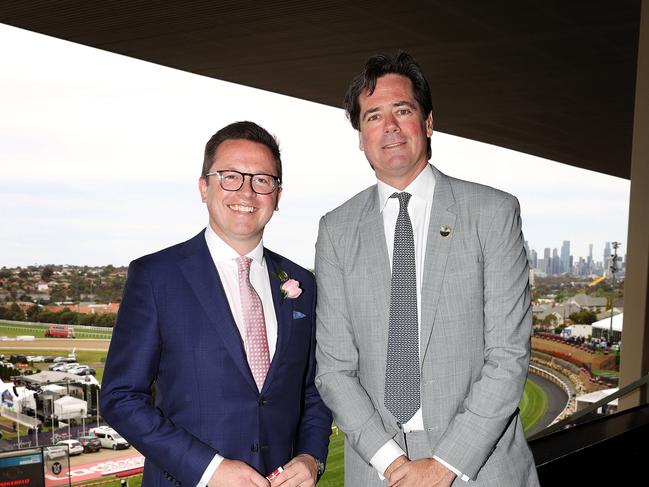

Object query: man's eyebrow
[361,106,381,121]
[393,100,418,110]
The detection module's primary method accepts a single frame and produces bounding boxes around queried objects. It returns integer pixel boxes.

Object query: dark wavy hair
[344,52,433,159]
[202,121,282,185]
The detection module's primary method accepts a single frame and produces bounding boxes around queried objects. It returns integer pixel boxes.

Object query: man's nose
[384,113,400,133]
[239,175,256,196]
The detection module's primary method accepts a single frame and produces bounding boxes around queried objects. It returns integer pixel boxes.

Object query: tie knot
[237,255,253,275]
[390,191,412,208]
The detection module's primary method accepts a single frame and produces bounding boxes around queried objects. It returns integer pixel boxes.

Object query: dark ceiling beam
[1,0,641,178]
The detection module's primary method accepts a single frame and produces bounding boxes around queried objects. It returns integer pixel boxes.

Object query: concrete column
[619,0,649,410]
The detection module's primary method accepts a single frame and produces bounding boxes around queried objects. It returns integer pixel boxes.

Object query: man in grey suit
[314,52,539,486]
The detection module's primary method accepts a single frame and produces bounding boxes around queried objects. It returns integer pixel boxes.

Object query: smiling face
[358,74,433,189]
[199,139,281,255]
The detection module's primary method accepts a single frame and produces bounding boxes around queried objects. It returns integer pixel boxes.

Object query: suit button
[251,443,259,452]
[258,396,267,405]
[175,482,181,487]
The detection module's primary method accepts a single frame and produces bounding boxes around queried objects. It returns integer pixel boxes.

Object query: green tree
[41,266,54,281]
[568,309,598,325]
[96,313,116,327]
[542,314,558,327]
[58,309,79,325]
[38,310,57,323]
[8,303,24,321]
[26,304,41,321]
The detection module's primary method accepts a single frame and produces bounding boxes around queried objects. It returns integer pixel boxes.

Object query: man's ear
[198,177,207,203]
[358,131,365,152]
[426,112,434,137]
[275,187,283,211]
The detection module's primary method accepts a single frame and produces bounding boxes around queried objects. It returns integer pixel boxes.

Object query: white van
[88,426,130,450]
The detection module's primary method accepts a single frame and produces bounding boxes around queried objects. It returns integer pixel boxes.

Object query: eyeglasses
[205,170,281,195]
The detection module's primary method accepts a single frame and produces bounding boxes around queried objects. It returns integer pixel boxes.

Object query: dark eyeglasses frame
[204,170,281,195]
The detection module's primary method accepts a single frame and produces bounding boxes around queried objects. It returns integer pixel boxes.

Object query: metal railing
[528,372,649,441]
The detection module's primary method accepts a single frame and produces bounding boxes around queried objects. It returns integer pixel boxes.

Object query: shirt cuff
[197,453,225,487]
[370,439,406,480]
[433,455,470,482]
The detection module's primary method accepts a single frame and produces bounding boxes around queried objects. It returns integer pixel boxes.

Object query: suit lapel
[359,188,391,362]
[262,250,293,393]
[178,233,257,392]
[420,167,457,362]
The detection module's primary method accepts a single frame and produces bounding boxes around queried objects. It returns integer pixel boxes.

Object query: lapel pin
[440,225,452,237]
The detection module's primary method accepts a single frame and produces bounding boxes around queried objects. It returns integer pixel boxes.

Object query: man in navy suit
[100,121,331,487]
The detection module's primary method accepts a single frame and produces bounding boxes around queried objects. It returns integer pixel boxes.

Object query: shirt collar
[377,163,436,213]
[204,225,265,265]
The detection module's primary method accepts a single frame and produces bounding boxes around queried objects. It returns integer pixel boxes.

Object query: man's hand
[387,458,456,487]
[384,455,409,479]
[209,459,269,487]
[270,454,317,486]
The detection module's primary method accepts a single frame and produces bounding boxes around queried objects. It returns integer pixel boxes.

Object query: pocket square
[293,310,307,319]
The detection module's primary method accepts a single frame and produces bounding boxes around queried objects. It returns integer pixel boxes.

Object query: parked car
[77,367,96,376]
[68,366,96,376]
[77,436,101,453]
[44,446,67,460]
[43,356,56,363]
[27,355,45,362]
[56,439,84,456]
[88,426,130,450]
[49,362,79,372]
[45,325,76,338]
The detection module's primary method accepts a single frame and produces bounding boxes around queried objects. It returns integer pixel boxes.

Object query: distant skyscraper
[543,248,551,274]
[588,243,593,264]
[530,249,538,269]
[561,240,570,274]
[552,248,560,275]
[602,242,611,276]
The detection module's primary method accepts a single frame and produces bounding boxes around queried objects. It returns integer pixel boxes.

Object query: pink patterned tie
[237,256,270,391]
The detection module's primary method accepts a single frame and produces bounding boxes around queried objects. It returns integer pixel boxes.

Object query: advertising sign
[0,448,45,487]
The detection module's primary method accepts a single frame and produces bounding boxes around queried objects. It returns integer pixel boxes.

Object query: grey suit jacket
[314,165,538,485]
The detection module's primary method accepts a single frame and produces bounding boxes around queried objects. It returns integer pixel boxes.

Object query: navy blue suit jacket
[100,231,331,487]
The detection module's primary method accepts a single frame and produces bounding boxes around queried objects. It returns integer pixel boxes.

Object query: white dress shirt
[369,165,470,482]
[198,225,278,486]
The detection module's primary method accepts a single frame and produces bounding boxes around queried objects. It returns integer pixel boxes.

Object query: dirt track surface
[0,338,109,351]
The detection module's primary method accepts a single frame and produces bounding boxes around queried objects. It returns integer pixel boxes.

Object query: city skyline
[1,24,631,269]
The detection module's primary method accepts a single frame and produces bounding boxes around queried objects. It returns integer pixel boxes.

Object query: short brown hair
[344,52,433,159]
[202,121,282,184]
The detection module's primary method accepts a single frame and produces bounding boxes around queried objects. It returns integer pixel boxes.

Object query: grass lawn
[0,320,112,339]
[319,427,344,486]
[519,379,548,431]
[593,369,619,378]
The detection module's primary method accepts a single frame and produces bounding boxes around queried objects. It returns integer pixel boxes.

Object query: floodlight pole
[609,241,621,343]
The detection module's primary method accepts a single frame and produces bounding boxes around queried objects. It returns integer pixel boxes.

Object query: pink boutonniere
[273,269,303,300]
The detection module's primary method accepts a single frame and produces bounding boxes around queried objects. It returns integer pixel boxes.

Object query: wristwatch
[314,457,326,480]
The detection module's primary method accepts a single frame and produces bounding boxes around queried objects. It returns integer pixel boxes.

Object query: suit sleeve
[314,215,394,463]
[432,195,532,479]
[100,260,218,487]
[293,275,333,463]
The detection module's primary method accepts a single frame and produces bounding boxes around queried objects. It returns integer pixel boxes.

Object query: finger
[251,475,271,487]
[272,469,298,486]
[388,464,408,485]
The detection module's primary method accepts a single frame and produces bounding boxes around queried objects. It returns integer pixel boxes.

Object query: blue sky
[0,24,630,269]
